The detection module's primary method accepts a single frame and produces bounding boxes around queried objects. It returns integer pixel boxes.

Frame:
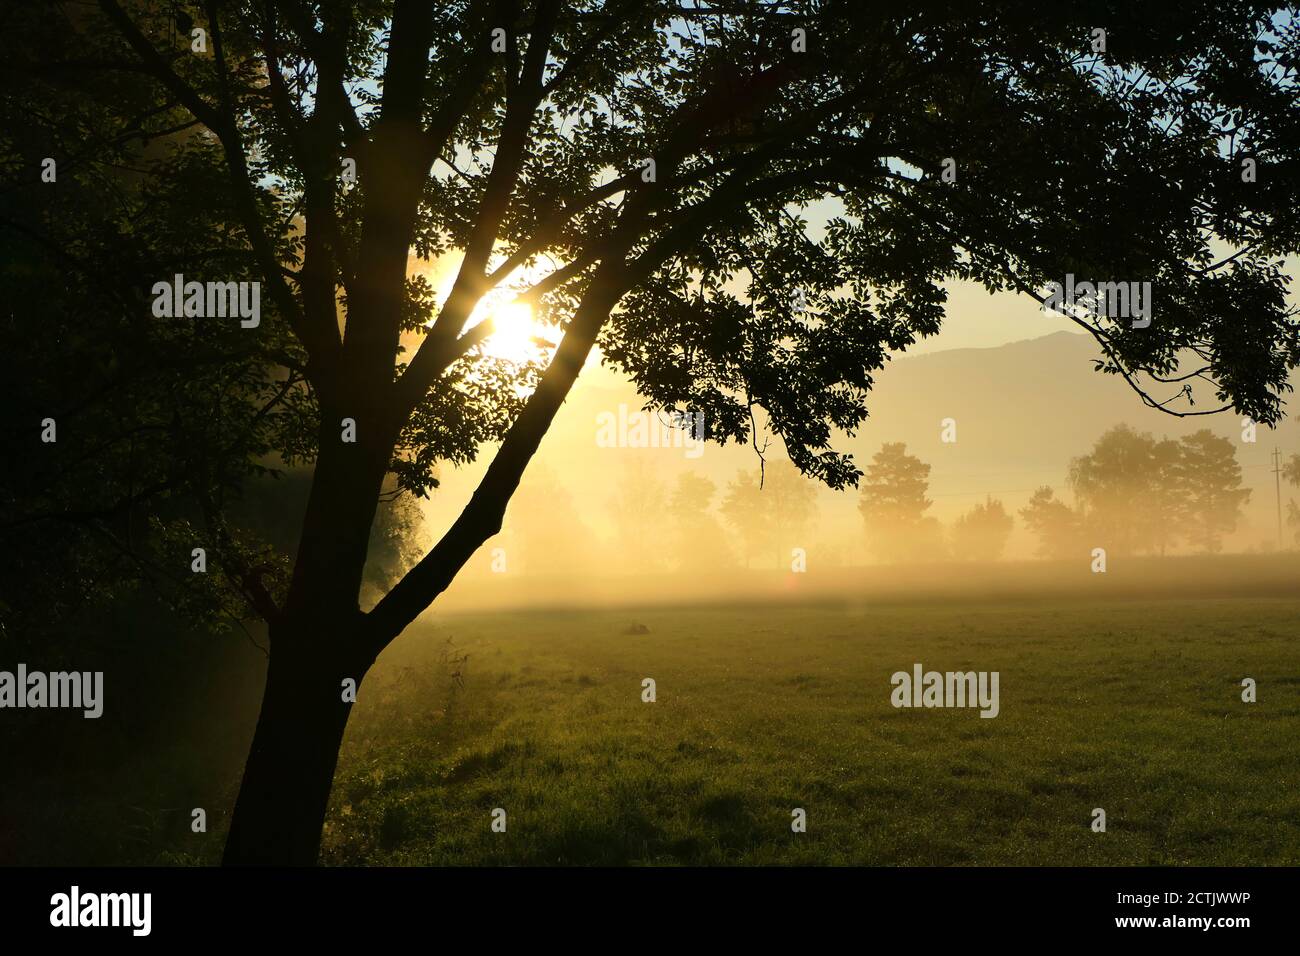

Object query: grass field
[319,595,1300,866]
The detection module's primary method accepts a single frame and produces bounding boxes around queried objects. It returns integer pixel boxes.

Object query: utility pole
[1272,447,1283,550]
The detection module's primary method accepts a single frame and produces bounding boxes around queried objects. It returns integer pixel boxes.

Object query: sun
[477,298,551,363]
[417,261,557,365]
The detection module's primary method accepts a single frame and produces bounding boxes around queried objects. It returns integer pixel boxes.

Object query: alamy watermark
[151,274,260,328]
[596,404,705,459]
[890,663,999,718]
[1042,273,1151,329]
[0,665,103,718]
[50,886,150,936]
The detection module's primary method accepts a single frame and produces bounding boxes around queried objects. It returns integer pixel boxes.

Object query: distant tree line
[1028,425,1251,558]
[863,424,1253,563]
[1286,449,1300,546]
[500,423,1262,572]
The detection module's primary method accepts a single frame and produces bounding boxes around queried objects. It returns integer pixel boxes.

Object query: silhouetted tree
[605,460,669,572]
[666,471,734,572]
[506,465,600,572]
[721,460,816,568]
[1174,430,1251,553]
[950,496,1013,562]
[1068,425,1183,556]
[858,442,944,562]
[1282,449,1300,547]
[720,469,765,567]
[6,1,1300,864]
[1019,486,1087,560]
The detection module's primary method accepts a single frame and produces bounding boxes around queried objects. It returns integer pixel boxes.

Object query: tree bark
[222,629,372,866]
[223,386,393,865]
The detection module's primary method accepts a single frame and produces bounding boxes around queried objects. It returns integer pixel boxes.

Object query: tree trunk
[222,631,372,866]
[220,385,396,865]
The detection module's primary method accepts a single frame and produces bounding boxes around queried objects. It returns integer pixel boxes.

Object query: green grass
[320,596,1300,865]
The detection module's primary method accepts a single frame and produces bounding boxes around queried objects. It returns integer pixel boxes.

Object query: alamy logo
[50,886,151,936]
[1042,273,1151,329]
[151,273,261,328]
[0,665,103,718]
[596,404,705,459]
[890,663,1000,718]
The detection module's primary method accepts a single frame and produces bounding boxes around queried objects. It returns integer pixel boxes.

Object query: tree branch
[98,0,339,390]
[398,0,562,413]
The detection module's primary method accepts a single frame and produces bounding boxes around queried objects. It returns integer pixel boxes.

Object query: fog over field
[402,313,1300,614]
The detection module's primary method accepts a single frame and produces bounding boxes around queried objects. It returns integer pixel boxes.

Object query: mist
[402,318,1300,615]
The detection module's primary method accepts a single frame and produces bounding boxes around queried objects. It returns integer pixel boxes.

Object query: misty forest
[2,1,1300,867]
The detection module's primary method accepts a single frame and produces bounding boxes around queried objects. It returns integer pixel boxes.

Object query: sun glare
[478,299,549,363]
[418,260,558,368]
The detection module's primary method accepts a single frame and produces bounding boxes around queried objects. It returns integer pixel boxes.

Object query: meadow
[319,595,1300,866]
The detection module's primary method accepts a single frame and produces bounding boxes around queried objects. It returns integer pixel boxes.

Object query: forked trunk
[220,398,395,865]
